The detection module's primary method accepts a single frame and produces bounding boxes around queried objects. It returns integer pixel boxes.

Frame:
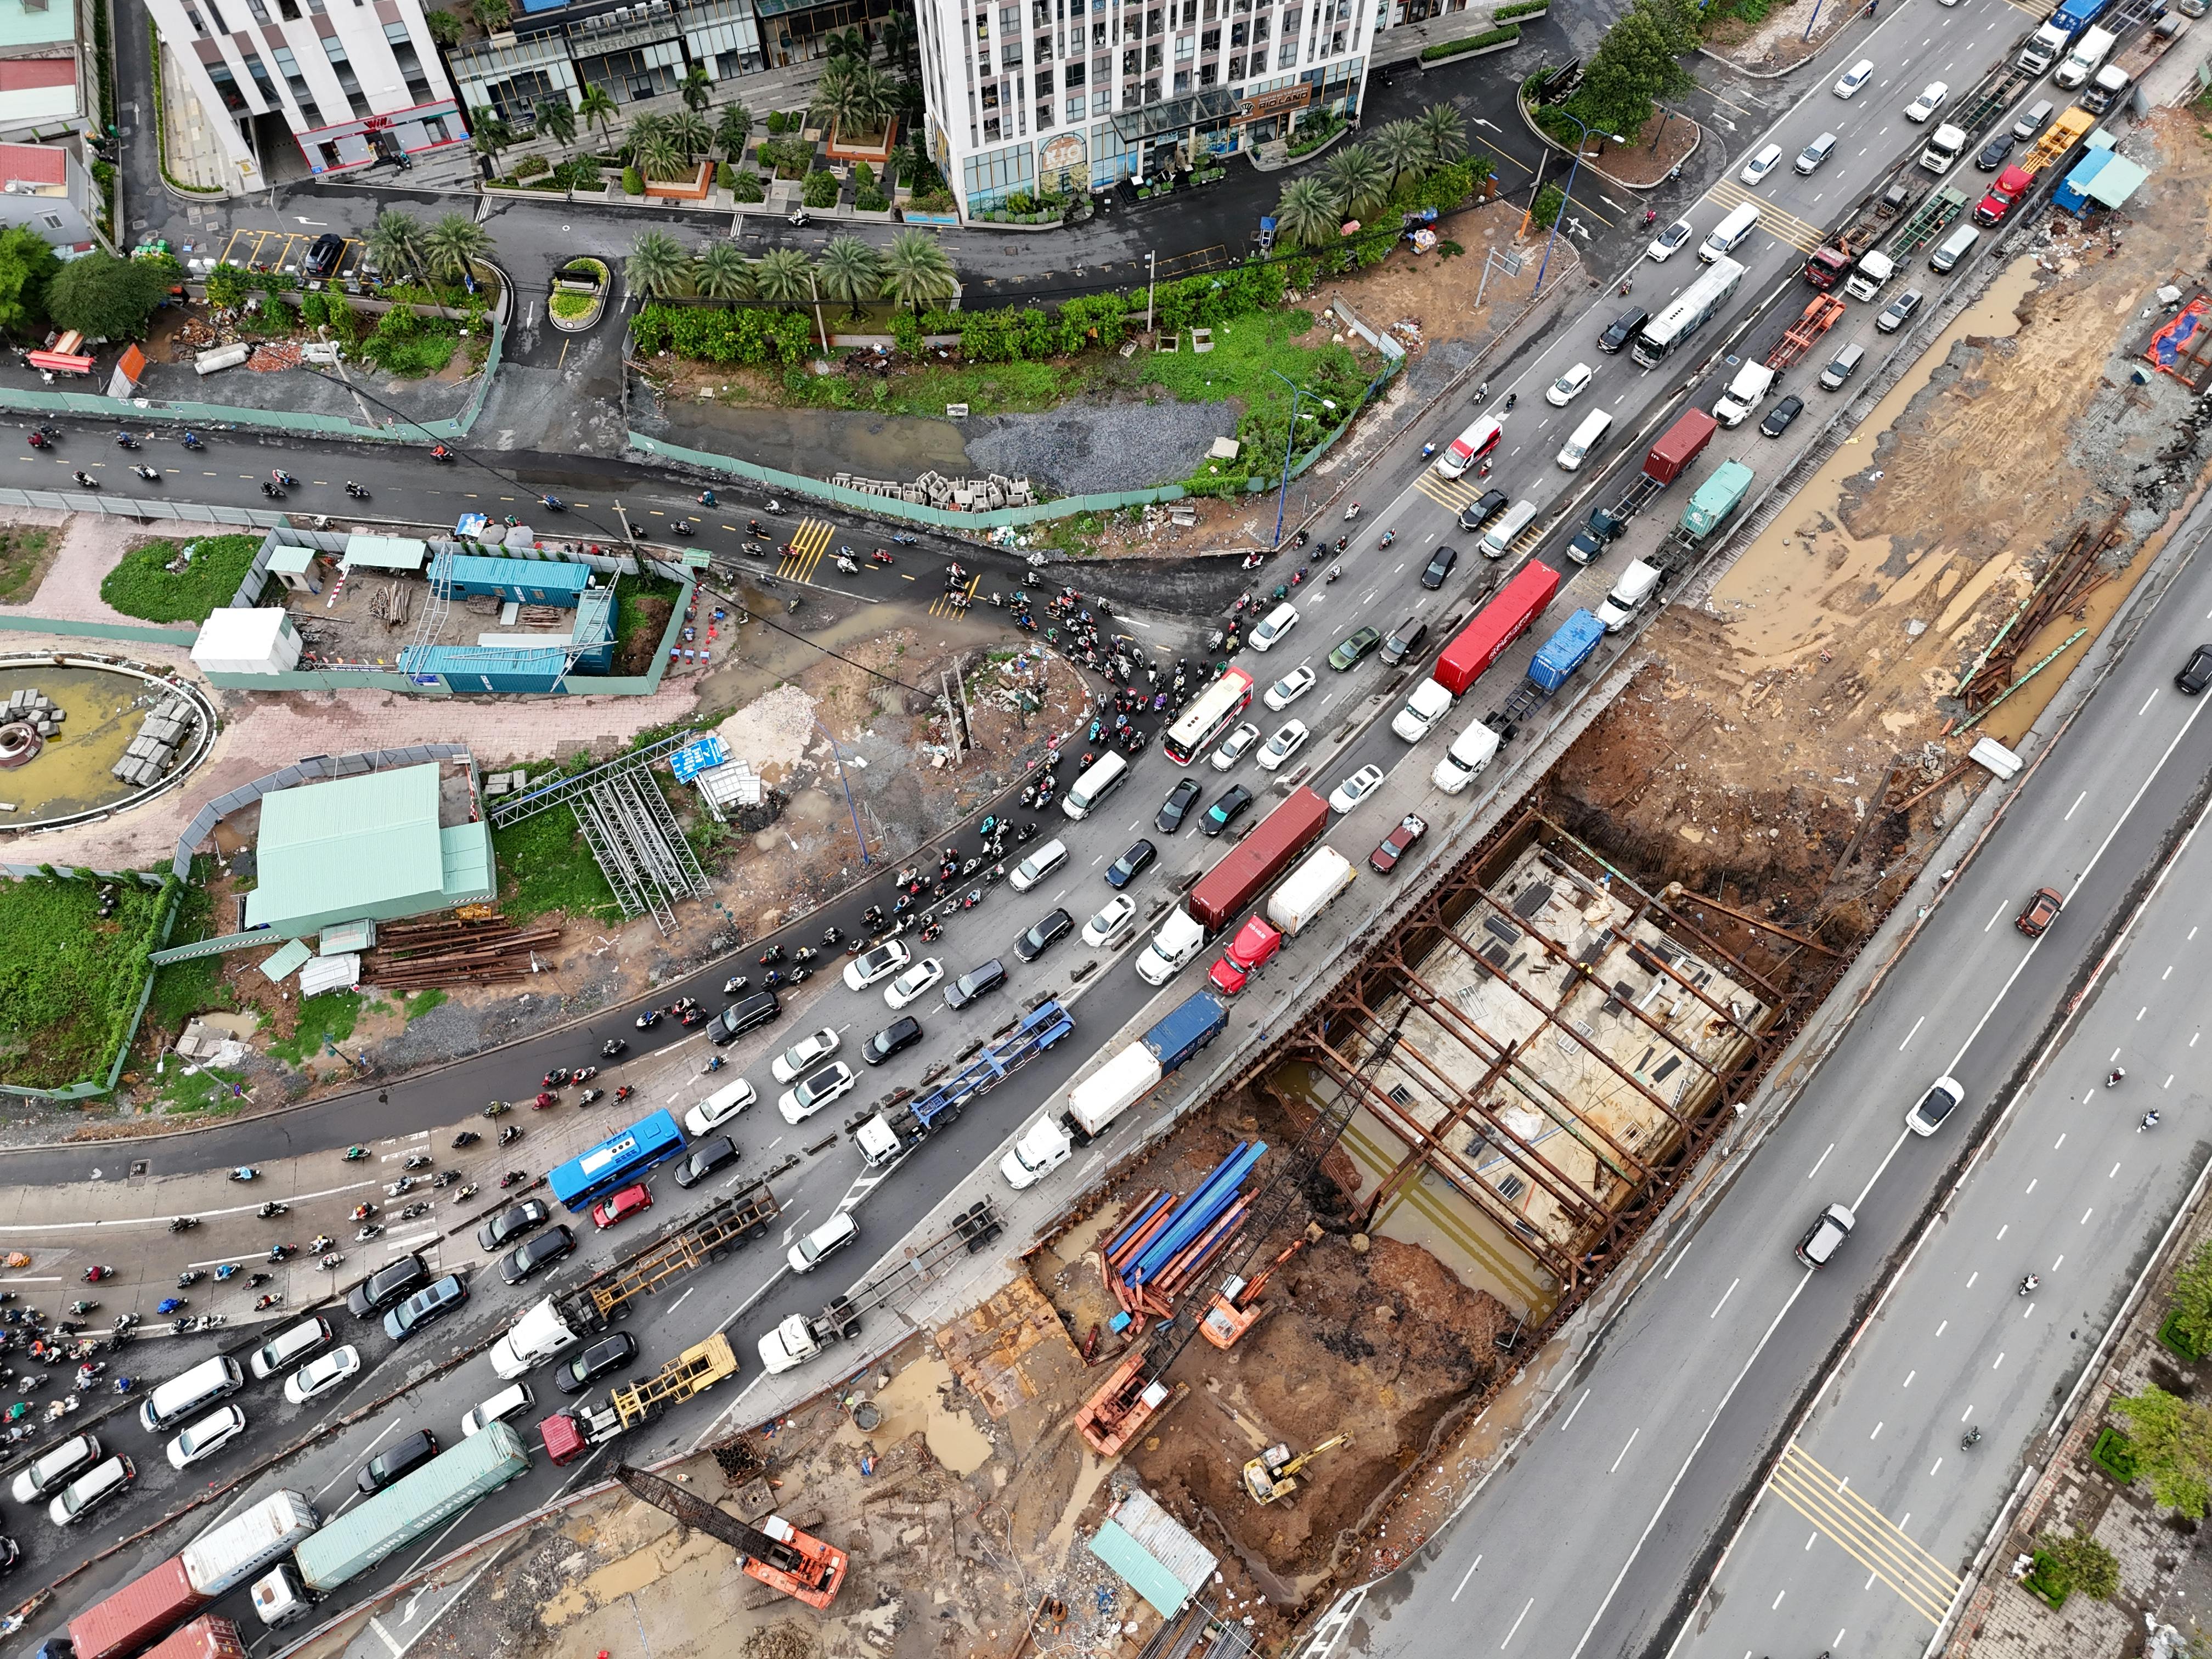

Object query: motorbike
[213,1264,239,1282]
[579,1088,605,1106]
[2019,1274,2040,1296]
[1503,392,1517,412]
[267,1244,296,1262]
[351,1203,378,1222]
[431,1170,461,1189]
[229,1166,257,1182]
[345,482,369,499]
[871,550,896,566]
[1378,529,1396,549]
[452,1130,481,1149]
[256,1201,288,1218]
[483,1101,510,1117]
[132,465,160,482]
[672,520,693,536]
[26,430,48,449]
[455,1183,479,1202]
[498,1124,524,1147]
[680,1007,706,1028]
[115,433,140,450]
[570,1066,599,1086]
[1327,566,1344,584]
[71,472,97,489]
[384,1177,416,1197]
[836,555,860,574]
[2141,1110,2161,1131]
[498,1170,529,1189]
[309,1234,335,1253]
[1961,1426,1982,1449]
[541,495,565,512]
[1345,502,1361,522]
[318,1254,345,1271]
[397,1202,431,1220]
[247,1273,271,1289]
[430,444,456,463]
[67,1301,96,1316]
[614,1085,636,1103]
[182,432,204,450]
[599,1035,626,1057]
[636,1008,663,1029]
[543,1067,572,1088]
[271,470,297,487]
[254,1295,281,1312]
[891,532,919,546]
[2107,1068,2126,1087]
[703,1056,726,1074]
[261,482,285,499]
[176,1271,202,1289]
[759,945,786,966]
[156,1297,186,1316]
[723,975,750,996]
[403,1153,432,1171]
[356,1223,383,1241]
[534,1090,558,1109]
[343,1144,369,1160]
[168,1216,197,1233]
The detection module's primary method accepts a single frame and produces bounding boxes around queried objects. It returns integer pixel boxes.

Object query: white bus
[1163,667,1255,766]
[1632,256,1746,369]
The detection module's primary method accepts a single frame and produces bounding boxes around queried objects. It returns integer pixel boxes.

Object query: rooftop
[245,762,494,938]
[0,2,77,53]
[0,140,65,188]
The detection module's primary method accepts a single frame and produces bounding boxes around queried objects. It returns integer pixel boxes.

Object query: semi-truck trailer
[66,1493,319,1659]
[852,998,1075,1166]
[1527,611,1606,695]
[1002,993,1230,1187]
[2054,24,2117,86]
[1573,408,1718,557]
[1136,789,1328,985]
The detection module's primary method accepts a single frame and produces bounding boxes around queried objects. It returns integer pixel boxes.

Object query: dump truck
[1006,993,1230,1187]
[615,1463,848,1609]
[853,998,1074,1166]
[1137,789,1329,985]
[67,1492,319,1659]
[540,1333,739,1463]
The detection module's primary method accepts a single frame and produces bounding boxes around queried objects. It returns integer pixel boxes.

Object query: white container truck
[489,1297,583,1379]
[2055,24,2116,86]
[2017,21,2070,72]
[1001,994,1231,1189]
[1263,847,1356,936]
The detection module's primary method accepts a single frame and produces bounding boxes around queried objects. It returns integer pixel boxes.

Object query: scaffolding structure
[488,732,710,934]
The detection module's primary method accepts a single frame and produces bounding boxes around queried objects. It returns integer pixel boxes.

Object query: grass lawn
[0,874,171,1090]
[99,533,262,624]
[1138,311,1369,493]
[144,878,233,1035]
[0,524,56,605]
[266,990,362,1067]
[490,772,622,926]
[159,1064,249,1116]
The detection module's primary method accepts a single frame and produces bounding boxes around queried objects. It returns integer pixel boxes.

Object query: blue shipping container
[1528,610,1606,693]
[2050,0,2109,33]
[1143,993,1229,1073]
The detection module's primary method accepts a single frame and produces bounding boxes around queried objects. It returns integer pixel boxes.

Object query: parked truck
[853,998,1075,1166]
[1675,461,1757,549]
[2055,24,2117,86]
[67,1493,319,1659]
[1578,408,1718,546]
[1003,993,1229,1187]
[1918,122,1970,173]
[142,1618,248,1659]
[2019,20,2073,73]
[2025,105,2097,171]
[2084,16,2190,111]
[540,1334,740,1464]
[1412,560,1562,704]
[1483,610,1609,739]
[1136,789,1329,985]
[1803,185,1915,291]
[2050,0,2112,33]
[1265,847,1357,936]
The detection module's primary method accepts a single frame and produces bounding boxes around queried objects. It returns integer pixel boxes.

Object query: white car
[283,1345,361,1407]
[166,1406,246,1471]
[1249,602,1300,652]
[1212,721,1262,770]
[1255,719,1310,772]
[1083,894,1138,947]
[1646,217,1695,262]
[1329,764,1386,814]
[1833,58,1875,98]
[1737,142,1784,185]
[685,1079,755,1136]
[461,1383,535,1437]
[1544,363,1594,407]
[787,1211,860,1274]
[770,1026,841,1084]
[778,1060,856,1124]
[1262,666,1317,711]
[1904,81,1948,123]
[842,938,911,992]
[884,956,943,1009]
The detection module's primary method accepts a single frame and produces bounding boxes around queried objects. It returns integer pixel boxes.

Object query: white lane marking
[1900,1015,1926,1050]
[1560,1389,1591,1433]
[1711,1278,1742,1319]
[1451,1555,1484,1601]
[1808,1142,1834,1180]
[1609,1428,1639,1473]
[0,1177,381,1233]
[1502,1599,1536,1649]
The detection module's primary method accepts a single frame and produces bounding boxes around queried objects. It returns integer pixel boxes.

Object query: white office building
[144,0,467,192]
[915,0,1370,219]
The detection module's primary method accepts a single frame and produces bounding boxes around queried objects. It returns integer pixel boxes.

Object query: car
[674,1133,742,1187]
[787,1211,859,1274]
[1833,57,1876,98]
[861,1015,924,1065]
[1795,132,1838,174]
[685,1080,756,1135]
[1105,840,1156,888]
[1906,1076,1966,1137]
[2015,886,2064,937]
[1250,602,1300,652]
[777,1060,856,1124]
[1156,776,1205,833]
[556,1331,640,1395]
[945,958,1007,1009]
[248,1315,332,1381]
[1598,306,1647,354]
[476,1199,549,1254]
[13,1435,98,1503]
[1759,395,1805,438]
[2177,644,2212,693]
[346,1254,428,1319]
[303,232,346,279]
[501,1224,576,1284]
[1203,785,1255,838]
[1255,719,1310,772]
[49,1455,133,1526]
[1976,132,2017,171]
[1738,143,1784,185]
[1212,721,1262,770]
[167,1406,248,1471]
[591,1183,653,1229]
[283,1347,360,1407]
[1457,490,1510,532]
[1545,363,1594,407]
[770,1026,842,1084]
[1904,81,1948,123]
[1328,627,1383,671]
[1015,907,1074,961]
[357,1431,438,1495]
[843,939,911,992]
[383,1273,467,1341]
[1420,546,1459,589]
[1795,1203,1855,1268]
[1647,217,1695,262]
[1084,894,1139,947]
[1263,666,1318,710]
[461,1384,535,1438]
[1329,765,1386,814]
[1876,289,1924,334]
[884,957,944,1009]
[1369,814,1428,874]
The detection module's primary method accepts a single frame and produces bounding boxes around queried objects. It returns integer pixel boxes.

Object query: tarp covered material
[191,606,301,676]
[1086,1489,1217,1617]
[2146,294,2211,380]
[340,535,427,573]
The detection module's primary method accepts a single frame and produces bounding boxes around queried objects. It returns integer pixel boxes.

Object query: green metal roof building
[244,764,494,940]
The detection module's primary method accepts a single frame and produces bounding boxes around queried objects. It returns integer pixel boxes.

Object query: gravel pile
[964,398,1236,495]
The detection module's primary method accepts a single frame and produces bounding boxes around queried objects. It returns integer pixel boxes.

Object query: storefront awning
[1110,87,1238,143]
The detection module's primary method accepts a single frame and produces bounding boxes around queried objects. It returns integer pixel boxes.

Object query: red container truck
[1643,408,1718,486]
[1429,561,1562,697]
[1186,788,1330,931]
[143,1617,249,1659]
[68,1560,205,1659]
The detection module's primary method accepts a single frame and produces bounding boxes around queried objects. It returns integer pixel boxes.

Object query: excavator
[1243,1432,1351,1504]
[1200,1226,1322,1350]
[613,1463,849,1607]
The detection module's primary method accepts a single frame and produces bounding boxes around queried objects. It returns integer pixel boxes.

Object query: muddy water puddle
[665,403,974,482]
[842,1352,994,1475]
[0,663,165,825]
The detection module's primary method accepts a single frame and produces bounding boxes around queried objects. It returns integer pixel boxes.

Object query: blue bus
[549,1110,687,1211]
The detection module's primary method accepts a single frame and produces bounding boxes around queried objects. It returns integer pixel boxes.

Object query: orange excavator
[1200,1225,1322,1350]
[614,1463,848,1608]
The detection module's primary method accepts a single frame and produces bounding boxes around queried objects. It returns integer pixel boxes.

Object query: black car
[303,232,346,279]
[475,1200,548,1254]
[357,1431,438,1495]
[673,1134,740,1189]
[1015,908,1074,962]
[555,1331,640,1395]
[383,1273,467,1341]
[1759,395,1805,438]
[1155,777,1204,833]
[1598,305,1648,354]
[1202,786,1254,838]
[945,958,1007,1009]
[1420,545,1458,590]
[861,1015,924,1065]
[1456,490,1509,533]
[1105,839,1156,888]
[346,1254,428,1319]
[1975,132,2017,171]
[501,1224,575,1285]
[2179,645,2212,695]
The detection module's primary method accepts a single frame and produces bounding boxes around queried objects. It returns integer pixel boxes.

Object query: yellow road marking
[1764,1442,1961,1623]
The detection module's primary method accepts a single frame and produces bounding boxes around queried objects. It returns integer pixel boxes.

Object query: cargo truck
[1528,611,1607,695]
[67,1492,319,1659]
[1265,847,1357,936]
[1711,362,1777,427]
[1676,461,1756,547]
[852,998,1074,1166]
[1917,123,1969,173]
[2050,0,2112,33]
[1209,844,1356,996]
[142,1618,247,1659]
[2054,24,2116,86]
[1577,408,1718,551]
[2084,16,2190,111]
[1136,789,1328,985]
[1003,993,1229,1187]
[1974,163,2035,224]
[540,1333,740,1463]
[1414,559,1560,702]
[2018,21,2072,73]
[2023,105,2096,172]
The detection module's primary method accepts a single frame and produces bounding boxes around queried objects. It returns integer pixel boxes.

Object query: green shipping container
[294,1423,529,1592]
[1680,460,1755,541]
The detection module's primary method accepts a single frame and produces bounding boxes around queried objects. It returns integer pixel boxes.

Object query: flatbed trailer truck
[540,1333,741,1462]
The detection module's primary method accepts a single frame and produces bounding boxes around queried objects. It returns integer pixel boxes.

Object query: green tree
[823,24,867,60]
[366,207,429,285]
[534,96,577,152]
[2174,1241,2212,1356]
[715,102,754,162]
[753,246,812,303]
[1370,120,1431,190]
[2113,1387,2212,1517]
[680,65,712,112]
[1568,0,1698,138]
[424,214,492,284]
[1417,102,1467,166]
[2035,1530,2119,1601]
[633,127,682,182]
[1530,182,1565,228]
[815,58,896,137]
[1320,143,1387,219]
[471,106,515,167]
[44,251,166,340]
[879,9,919,71]
[817,233,883,318]
[578,83,619,144]
[470,0,511,32]
[1272,177,1339,250]
[424,9,465,48]
[667,108,711,160]
[694,241,755,300]
[0,224,60,335]
[878,228,955,312]
[625,229,692,300]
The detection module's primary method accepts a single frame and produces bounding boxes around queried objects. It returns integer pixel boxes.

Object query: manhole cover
[129,1160,149,1178]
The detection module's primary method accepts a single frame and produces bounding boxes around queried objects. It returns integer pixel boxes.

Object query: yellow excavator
[1243,1432,1352,1504]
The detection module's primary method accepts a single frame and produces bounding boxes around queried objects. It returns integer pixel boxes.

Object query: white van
[1928,222,1979,273]
[1061,752,1128,820]
[1556,410,1613,471]
[685,1075,757,1136]
[1712,362,1777,427]
[49,1455,133,1527]
[1595,561,1663,632]
[1392,678,1454,742]
[142,1355,245,1432]
[1478,499,1539,559]
[1701,201,1760,261]
[1432,721,1502,793]
[248,1316,332,1381]
[1009,838,1068,891]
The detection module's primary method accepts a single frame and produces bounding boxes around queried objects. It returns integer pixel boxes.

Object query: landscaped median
[1419,0,1543,61]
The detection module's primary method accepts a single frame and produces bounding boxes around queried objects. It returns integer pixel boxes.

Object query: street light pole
[1533,112,1623,292]
[1267,366,1308,551]
[814,718,871,864]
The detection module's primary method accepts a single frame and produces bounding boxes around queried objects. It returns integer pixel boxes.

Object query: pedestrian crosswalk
[1765,1441,1961,1623]
[928,574,980,618]
[776,517,836,583]
[1413,469,1497,516]
[1705,179,1826,256]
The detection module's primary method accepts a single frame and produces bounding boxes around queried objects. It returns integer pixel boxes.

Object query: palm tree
[1418,101,1467,166]
[879,9,919,71]
[624,111,667,160]
[754,247,812,303]
[534,97,577,153]
[1320,142,1386,219]
[1370,120,1430,191]
[824,24,867,60]
[1272,178,1338,250]
[879,228,956,313]
[680,65,712,112]
[815,60,895,139]
[577,83,619,145]
[366,207,429,285]
[667,108,711,161]
[424,214,493,284]
[626,229,692,300]
[471,107,515,169]
[633,128,682,182]
[715,103,754,162]
[817,234,884,318]
[694,241,755,301]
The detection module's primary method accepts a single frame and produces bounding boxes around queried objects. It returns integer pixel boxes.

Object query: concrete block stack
[110,692,200,788]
